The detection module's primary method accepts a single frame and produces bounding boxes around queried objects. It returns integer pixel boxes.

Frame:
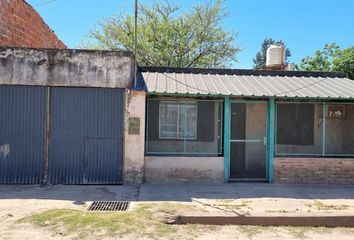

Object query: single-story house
[138,67,354,184]
[1,47,354,185]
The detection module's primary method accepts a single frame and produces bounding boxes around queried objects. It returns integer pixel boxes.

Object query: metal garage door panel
[0,86,46,184]
[84,138,122,184]
[49,87,123,184]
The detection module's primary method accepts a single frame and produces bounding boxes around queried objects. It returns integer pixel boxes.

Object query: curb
[177,215,354,227]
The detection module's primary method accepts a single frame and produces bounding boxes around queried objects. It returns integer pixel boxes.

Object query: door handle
[263,137,267,146]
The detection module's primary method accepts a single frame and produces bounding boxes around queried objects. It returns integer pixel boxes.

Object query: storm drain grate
[88,201,130,212]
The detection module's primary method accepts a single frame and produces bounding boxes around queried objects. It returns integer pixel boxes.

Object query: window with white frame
[159,101,197,139]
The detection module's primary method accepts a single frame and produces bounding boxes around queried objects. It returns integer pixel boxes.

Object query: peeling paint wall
[0,47,134,88]
[123,90,146,184]
[0,143,10,158]
[145,156,224,183]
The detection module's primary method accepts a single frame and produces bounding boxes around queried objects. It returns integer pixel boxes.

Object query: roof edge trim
[139,66,347,78]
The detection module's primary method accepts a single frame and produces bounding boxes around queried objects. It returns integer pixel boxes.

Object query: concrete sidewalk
[139,183,354,217]
[0,183,353,216]
[139,183,354,200]
[0,183,354,223]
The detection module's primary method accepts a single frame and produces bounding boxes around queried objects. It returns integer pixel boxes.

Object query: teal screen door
[230,102,268,180]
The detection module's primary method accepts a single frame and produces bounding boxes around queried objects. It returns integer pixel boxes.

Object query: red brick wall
[275,157,354,184]
[0,0,66,48]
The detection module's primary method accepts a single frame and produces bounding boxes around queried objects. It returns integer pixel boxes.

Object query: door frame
[224,98,275,182]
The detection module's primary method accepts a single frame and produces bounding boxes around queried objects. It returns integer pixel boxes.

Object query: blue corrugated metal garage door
[0,86,47,184]
[49,87,124,184]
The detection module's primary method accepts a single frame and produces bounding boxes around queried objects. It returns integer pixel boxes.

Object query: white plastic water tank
[266,45,285,68]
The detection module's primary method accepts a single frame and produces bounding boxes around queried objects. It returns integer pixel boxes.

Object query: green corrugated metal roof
[140,67,354,99]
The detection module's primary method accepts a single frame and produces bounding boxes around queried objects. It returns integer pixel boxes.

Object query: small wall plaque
[128,117,140,135]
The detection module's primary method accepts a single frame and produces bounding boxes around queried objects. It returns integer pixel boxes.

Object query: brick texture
[275,157,354,184]
[0,0,65,48]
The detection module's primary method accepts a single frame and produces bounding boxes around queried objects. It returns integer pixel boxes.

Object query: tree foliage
[83,0,240,68]
[299,43,354,79]
[253,38,291,69]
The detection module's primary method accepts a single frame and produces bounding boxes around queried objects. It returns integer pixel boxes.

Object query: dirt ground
[0,185,137,240]
[0,183,354,240]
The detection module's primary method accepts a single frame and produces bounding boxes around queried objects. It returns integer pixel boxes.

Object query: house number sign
[128,117,140,135]
[327,105,345,119]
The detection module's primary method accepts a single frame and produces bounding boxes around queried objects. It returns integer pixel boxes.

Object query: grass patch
[208,199,253,211]
[222,200,253,212]
[306,201,349,211]
[284,226,344,239]
[265,209,294,214]
[339,227,354,235]
[284,226,309,239]
[17,202,354,239]
[238,225,263,238]
[18,203,204,239]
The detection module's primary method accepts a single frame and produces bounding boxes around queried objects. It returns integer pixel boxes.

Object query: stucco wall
[145,156,224,183]
[0,47,133,88]
[274,157,354,184]
[123,90,146,184]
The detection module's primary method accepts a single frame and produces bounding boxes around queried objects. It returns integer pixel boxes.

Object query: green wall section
[223,97,231,182]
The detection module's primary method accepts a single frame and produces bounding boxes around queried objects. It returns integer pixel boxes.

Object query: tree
[299,43,354,79]
[253,38,291,69]
[83,0,240,68]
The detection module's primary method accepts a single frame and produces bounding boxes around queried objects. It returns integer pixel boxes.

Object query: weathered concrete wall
[145,156,224,183]
[123,90,146,184]
[274,157,354,184]
[0,47,134,88]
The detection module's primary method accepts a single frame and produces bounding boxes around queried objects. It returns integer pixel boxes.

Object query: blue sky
[27,0,354,69]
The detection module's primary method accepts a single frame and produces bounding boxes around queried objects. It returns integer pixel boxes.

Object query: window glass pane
[159,102,178,138]
[179,103,197,139]
[185,101,223,154]
[147,100,184,153]
[146,99,222,155]
[276,103,323,155]
[325,104,354,155]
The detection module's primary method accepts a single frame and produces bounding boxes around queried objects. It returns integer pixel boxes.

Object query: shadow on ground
[0,183,353,203]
